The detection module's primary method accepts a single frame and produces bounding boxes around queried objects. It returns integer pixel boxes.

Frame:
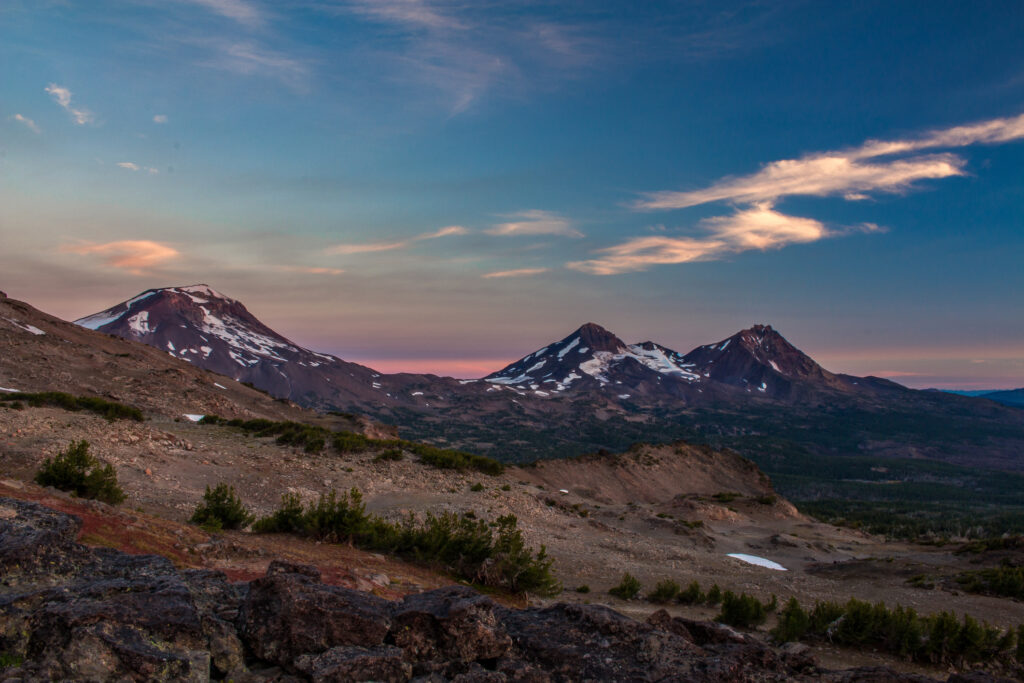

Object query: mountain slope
[73,286,1024,474]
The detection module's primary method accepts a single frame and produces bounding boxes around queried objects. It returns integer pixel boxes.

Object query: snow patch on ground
[0,386,19,393]
[183,414,205,422]
[727,553,787,570]
[557,337,580,359]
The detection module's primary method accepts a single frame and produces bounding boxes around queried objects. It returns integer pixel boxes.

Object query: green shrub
[717,591,767,629]
[772,598,810,642]
[648,579,681,604]
[500,484,512,491]
[678,580,705,605]
[252,489,559,596]
[200,417,503,475]
[374,448,403,462]
[252,492,305,534]
[34,440,125,504]
[755,495,777,505]
[469,482,485,492]
[609,573,642,600]
[2,392,143,421]
[706,583,722,605]
[956,564,1024,600]
[575,584,591,594]
[712,492,740,503]
[189,483,252,531]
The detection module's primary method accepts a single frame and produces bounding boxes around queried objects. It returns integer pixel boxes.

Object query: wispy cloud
[567,204,829,275]
[345,0,463,30]
[487,210,582,238]
[117,161,159,174]
[325,241,408,255]
[179,0,263,27]
[153,114,168,124]
[482,267,549,279]
[10,113,41,134]
[274,265,345,275]
[197,41,310,90]
[573,112,1024,275]
[45,84,94,125]
[326,224,467,255]
[415,225,468,240]
[61,240,180,274]
[635,112,1024,210]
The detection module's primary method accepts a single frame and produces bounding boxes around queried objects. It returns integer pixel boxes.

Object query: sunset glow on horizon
[2,1,1022,391]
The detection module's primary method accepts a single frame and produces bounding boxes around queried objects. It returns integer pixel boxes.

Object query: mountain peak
[571,322,627,353]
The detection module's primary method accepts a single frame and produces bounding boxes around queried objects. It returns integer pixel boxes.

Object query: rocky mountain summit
[71,285,1024,471]
[1,497,991,682]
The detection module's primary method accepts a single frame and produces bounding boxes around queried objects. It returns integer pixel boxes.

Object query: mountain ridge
[70,285,1024,473]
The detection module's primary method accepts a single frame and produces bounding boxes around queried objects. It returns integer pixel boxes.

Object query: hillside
[4,288,1024,679]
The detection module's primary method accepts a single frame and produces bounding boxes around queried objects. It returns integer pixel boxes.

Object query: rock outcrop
[0,497,1000,682]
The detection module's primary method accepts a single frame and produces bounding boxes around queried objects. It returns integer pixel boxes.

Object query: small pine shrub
[34,440,126,504]
[252,492,305,533]
[648,579,681,604]
[717,591,768,629]
[706,583,722,605]
[469,482,485,492]
[374,448,404,462]
[189,483,252,531]
[678,580,705,605]
[609,573,642,600]
[500,484,511,491]
[771,598,810,642]
[575,584,591,594]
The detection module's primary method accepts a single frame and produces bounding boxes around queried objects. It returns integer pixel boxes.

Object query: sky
[2,0,1023,389]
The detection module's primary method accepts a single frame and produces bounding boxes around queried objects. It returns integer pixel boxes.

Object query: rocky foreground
[0,498,1005,682]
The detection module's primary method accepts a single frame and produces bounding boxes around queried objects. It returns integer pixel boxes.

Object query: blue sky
[2,0,1023,387]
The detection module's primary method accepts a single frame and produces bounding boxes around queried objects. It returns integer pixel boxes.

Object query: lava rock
[240,560,392,667]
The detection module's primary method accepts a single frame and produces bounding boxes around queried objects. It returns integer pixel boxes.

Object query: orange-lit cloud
[635,112,1024,210]
[325,241,407,255]
[487,210,582,238]
[482,267,549,278]
[578,111,1024,275]
[567,204,826,275]
[326,225,468,256]
[61,240,180,274]
[274,265,344,275]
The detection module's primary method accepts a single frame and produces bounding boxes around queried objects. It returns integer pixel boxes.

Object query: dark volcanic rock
[4,496,1008,683]
[295,645,412,682]
[240,559,393,667]
[0,496,90,585]
[391,586,511,664]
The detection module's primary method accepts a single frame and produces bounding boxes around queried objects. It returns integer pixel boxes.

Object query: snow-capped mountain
[73,285,445,408]
[483,323,701,399]
[481,322,868,403]
[74,284,1024,465]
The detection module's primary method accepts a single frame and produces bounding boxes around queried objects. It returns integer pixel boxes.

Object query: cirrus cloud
[61,240,180,274]
[486,210,582,238]
[634,111,1024,211]
[482,267,549,279]
[576,112,1024,275]
[326,224,468,256]
[567,204,828,275]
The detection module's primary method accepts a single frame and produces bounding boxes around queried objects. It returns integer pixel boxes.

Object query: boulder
[240,560,392,667]
[391,586,511,664]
